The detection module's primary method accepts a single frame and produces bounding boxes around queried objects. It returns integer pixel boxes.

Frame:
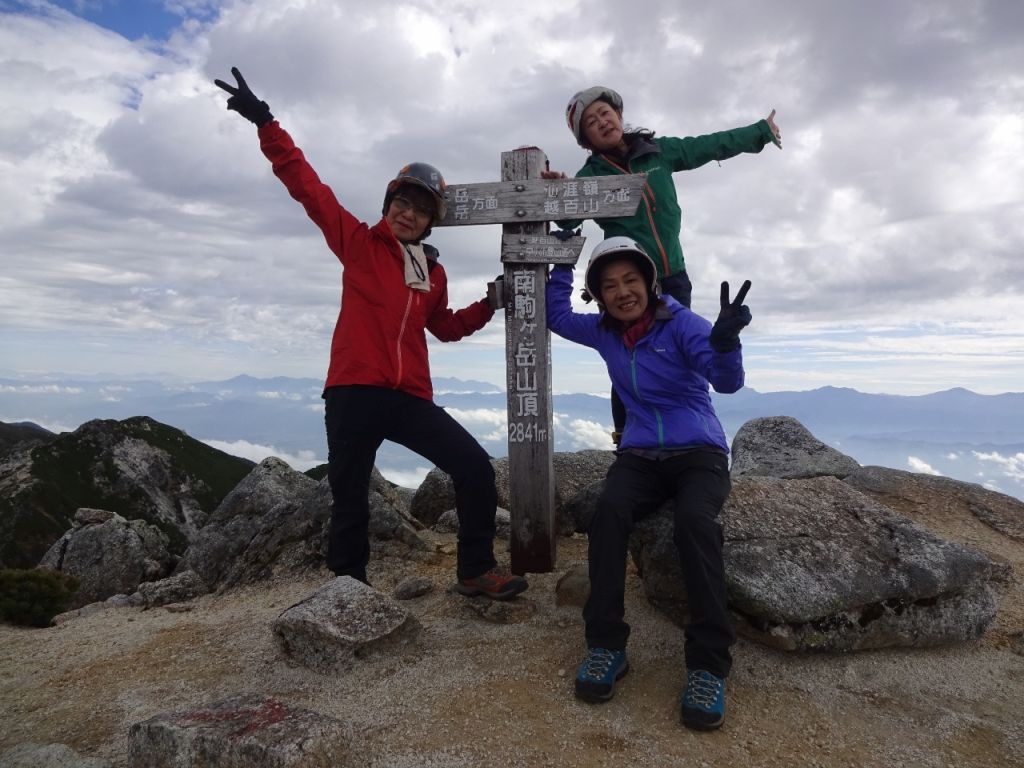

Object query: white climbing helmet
[583,236,659,303]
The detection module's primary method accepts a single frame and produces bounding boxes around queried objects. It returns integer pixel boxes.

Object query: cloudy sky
[2,0,1023,397]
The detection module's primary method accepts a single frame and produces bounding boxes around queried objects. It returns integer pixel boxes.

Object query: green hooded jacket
[560,120,774,278]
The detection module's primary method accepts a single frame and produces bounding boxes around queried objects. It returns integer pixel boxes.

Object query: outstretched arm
[660,116,779,171]
[214,66,361,265]
[427,269,496,342]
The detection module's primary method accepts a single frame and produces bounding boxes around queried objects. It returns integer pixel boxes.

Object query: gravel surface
[2,512,1023,767]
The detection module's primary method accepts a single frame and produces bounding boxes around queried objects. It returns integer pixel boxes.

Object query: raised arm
[214,66,363,265]
[659,117,778,172]
[684,279,751,394]
[545,265,601,348]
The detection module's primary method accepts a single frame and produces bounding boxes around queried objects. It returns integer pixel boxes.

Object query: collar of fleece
[621,308,655,351]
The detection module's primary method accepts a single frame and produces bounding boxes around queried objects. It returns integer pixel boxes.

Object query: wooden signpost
[438,149,644,574]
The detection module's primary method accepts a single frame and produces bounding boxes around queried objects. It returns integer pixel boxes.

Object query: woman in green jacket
[543,86,780,443]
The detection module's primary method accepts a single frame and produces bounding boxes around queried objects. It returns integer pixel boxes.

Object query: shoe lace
[684,671,722,708]
[581,648,618,680]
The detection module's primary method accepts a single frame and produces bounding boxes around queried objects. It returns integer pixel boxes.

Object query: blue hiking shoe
[574,647,629,703]
[681,669,726,731]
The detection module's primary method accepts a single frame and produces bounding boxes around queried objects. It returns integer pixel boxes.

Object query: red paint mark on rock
[175,698,291,741]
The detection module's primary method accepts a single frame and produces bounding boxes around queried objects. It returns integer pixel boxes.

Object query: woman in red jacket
[215,68,526,600]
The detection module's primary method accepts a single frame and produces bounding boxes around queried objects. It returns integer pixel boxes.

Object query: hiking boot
[574,647,629,703]
[680,669,726,731]
[454,568,528,600]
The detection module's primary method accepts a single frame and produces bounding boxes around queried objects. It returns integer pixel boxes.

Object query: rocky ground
[2,500,1023,767]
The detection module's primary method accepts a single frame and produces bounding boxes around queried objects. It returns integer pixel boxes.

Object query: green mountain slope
[0,416,254,569]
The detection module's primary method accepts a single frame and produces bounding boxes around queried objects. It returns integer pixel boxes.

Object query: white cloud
[973,450,1024,483]
[443,407,507,427]
[0,384,82,395]
[377,465,432,489]
[256,390,303,401]
[201,437,322,471]
[442,407,508,444]
[907,456,941,475]
[1,0,1023,397]
[554,415,613,450]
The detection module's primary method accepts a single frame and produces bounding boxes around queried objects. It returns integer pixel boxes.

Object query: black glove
[214,67,274,127]
[551,228,580,242]
[709,280,752,353]
[487,275,505,310]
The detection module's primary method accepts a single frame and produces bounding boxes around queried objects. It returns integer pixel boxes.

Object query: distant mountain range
[2,375,1022,501]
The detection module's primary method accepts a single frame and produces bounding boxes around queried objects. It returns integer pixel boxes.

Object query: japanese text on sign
[500,233,585,265]
[541,178,632,217]
[453,187,499,222]
[508,267,548,443]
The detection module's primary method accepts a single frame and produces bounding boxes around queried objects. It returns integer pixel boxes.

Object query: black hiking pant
[323,385,497,582]
[584,449,735,678]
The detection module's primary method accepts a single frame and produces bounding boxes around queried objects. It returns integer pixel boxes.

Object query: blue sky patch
[42,0,186,41]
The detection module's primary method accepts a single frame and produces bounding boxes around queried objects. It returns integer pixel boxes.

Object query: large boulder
[38,508,173,608]
[551,451,616,533]
[176,459,431,593]
[629,475,1002,651]
[845,465,1024,542]
[434,507,511,541]
[175,458,317,589]
[294,473,431,564]
[408,466,460,528]
[562,479,605,534]
[134,570,210,607]
[128,694,354,767]
[410,450,614,534]
[272,577,420,673]
[730,416,861,479]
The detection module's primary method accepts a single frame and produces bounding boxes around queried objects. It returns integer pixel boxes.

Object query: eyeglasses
[392,195,435,220]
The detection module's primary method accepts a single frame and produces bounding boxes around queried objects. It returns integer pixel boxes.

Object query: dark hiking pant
[583,449,735,678]
[323,385,497,582]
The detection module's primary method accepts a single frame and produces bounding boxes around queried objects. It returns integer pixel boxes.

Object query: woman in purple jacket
[546,236,752,731]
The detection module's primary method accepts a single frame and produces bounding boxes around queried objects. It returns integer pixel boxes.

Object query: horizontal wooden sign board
[437,173,646,227]
[500,234,585,264]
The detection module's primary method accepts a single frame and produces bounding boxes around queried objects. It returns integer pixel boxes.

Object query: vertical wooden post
[439,161,642,574]
[501,147,556,574]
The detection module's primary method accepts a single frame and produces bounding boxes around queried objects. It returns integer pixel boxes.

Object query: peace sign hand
[709,279,752,353]
[214,66,274,127]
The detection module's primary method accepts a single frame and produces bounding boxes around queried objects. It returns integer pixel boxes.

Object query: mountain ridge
[2,375,1022,501]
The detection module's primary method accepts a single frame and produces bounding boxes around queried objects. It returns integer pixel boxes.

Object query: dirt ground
[1,504,1023,768]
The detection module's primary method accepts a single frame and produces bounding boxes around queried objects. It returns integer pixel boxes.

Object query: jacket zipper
[395,290,415,389]
[600,155,671,276]
[629,346,665,448]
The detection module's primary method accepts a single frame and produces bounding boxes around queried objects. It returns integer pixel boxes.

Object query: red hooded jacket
[258,122,494,401]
